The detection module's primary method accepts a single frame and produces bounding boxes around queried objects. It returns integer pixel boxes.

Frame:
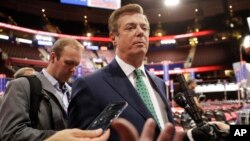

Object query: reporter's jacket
[0,72,67,141]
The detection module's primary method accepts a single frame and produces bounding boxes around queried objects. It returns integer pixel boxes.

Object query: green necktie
[134,69,160,127]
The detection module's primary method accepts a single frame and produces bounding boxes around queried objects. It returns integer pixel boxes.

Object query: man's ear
[110,32,116,46]
[49,52,56,63]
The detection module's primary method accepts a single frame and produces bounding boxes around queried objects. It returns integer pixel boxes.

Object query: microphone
[175,74,230,141]
[175,74,206,127]
[174,92,205,127]
[173,92,188,108]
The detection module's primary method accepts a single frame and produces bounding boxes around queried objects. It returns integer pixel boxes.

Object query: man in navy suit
[68,4,174,141]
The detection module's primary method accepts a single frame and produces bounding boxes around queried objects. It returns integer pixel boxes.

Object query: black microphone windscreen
[174,92,187,108]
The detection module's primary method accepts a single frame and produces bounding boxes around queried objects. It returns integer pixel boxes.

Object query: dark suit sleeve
[68,77,102,129]
[0,78,55,140]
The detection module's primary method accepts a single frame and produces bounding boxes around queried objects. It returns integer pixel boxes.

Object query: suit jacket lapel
[36,73,66,113]
[146,71,173,122]
[146,71,168,105]
[102,60,152,119]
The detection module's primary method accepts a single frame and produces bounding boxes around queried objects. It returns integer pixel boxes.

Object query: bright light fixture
[0,34,9,40]
[242,35,250,49]
[86,32,92,37]
[164,0,180,6]
[247,17,250,32]
[16,37,32,44]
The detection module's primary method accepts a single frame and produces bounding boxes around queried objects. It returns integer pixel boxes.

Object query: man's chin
[135,49,147,55]
[62,78,71,83]
[131,51,147,59]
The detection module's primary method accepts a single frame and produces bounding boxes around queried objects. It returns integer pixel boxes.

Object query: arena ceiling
[0,0,249,24]
[0,0,250,36]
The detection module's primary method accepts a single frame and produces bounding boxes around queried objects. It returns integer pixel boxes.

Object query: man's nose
[135,26,144,36]
[71,66,77,73]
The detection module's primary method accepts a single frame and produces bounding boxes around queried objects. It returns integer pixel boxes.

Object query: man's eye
[142,26,149,31]
[65,61,74,66]
[126,26,134,30]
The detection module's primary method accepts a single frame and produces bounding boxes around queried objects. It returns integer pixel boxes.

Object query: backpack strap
[20,75,56,129]
[24,75,43,128]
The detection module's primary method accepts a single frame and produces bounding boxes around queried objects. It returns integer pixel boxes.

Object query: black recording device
[175,74,205,127]
[87,101,128,131]
[175,74,229,141]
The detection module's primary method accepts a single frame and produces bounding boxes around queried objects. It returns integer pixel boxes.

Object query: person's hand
[210,121,230,131]
[112,118,185,141]
[186,122,230,141]
[140,118,185,141]
[157,121,185,141]
[44,128,110,141]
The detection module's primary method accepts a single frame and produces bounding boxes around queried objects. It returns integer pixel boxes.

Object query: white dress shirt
[42,69,71,112]
[115,56,168,129]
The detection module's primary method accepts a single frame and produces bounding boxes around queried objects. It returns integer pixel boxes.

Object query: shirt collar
[137,65,147,77]
[42,69,70,91]
[115,56,146,77]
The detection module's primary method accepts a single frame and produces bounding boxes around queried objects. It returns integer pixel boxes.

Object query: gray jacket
[0,72,68,141]
[0,95,3,106]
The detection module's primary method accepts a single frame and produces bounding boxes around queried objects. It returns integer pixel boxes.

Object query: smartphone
[86,101,128,131]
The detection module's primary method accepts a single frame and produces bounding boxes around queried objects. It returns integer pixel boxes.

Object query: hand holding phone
[87,101,128,131]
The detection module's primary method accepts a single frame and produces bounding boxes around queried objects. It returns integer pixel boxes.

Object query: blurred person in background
[13,67,36,78]
[235,102,250,125]
[187,79,204,114]
[0,67,36,107]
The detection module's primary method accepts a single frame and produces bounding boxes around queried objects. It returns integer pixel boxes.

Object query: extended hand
[44,128,110,141]
[112,118,185,141]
